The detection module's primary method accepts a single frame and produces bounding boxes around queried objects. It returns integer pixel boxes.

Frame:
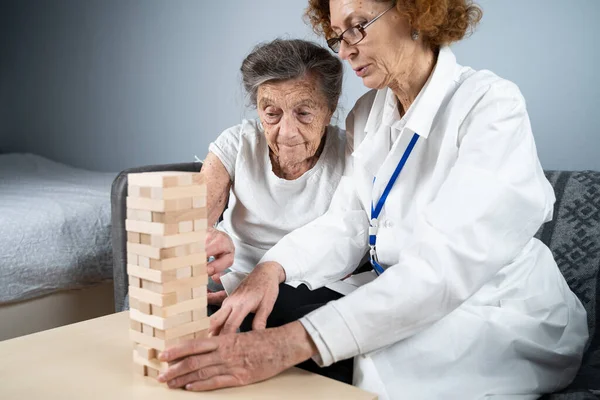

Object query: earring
[411,30,420,41]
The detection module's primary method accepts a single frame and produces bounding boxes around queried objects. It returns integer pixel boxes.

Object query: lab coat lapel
[366,47,459,203]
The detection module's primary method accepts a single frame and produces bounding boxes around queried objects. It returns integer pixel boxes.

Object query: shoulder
[348,89,378,120]
[454,68,526,118]
[324,125,347,158]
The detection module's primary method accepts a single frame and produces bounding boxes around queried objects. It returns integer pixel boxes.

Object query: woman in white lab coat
[157,1,589,398]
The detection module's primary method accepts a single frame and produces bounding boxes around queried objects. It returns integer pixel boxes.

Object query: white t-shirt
[208,119,346,294]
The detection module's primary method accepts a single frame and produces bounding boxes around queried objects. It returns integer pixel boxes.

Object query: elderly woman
[200,38,347,311]
[158,1,589,399]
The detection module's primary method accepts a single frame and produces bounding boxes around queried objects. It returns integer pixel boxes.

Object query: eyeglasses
[327,4,395,53]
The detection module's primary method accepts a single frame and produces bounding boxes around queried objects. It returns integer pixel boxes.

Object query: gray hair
[241,38,343,113]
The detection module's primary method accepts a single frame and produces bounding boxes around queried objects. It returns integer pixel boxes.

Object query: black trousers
[239,283,354,385]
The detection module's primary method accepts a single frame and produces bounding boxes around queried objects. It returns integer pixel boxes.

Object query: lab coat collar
[362,46,457,140]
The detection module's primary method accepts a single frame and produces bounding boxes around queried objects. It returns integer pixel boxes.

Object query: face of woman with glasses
[329,0,417,90]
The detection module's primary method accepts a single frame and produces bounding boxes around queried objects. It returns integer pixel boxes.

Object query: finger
[205,234,233,259]
[158,338,219,363]
[166,365,229,389]
[211,272,222,284]
[252,300,275,331]
[185,375,240,392]
[158,352,221,384]
[208,253,234,275]
[209,306,232,336]
[221,307,249,335]
[207,290,227,305]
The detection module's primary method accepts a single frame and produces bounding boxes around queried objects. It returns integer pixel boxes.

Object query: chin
[361,74,387,90]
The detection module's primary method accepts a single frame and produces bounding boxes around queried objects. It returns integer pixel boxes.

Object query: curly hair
[305,0,483,48]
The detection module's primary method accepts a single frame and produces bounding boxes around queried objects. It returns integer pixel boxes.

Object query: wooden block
[136,343,156,360]
[194,330,209,340]
[130,319,142,332]
[150,184,207,200]
[128,242,205,260]
[141,275,208,295]
[127,209,153,222]
[152,207,207,224]
[129,286,178,307]
[133,351,169,372]
[192,264,206,276]
[153,318,209,340]
[149,253,207,271]
[129,276,141,288]
[125,219,179,236]
[130,308,193,330]
[194,219,208,231]
[146,367,160,379]
[127,232,141,244]
[151,296,207,318]
[150,231,206,249]
[178,220,193,233]
[178,288,192,302]
[126,243,161,259]
[130,329,178,351]
[127,253,138,266]
[138,301,151,315]
[140,234,152,245]
[192,286,207,299]
[193,309,206,321]
[161,243,205,259]
[126,196,192,213]
[138,256,150,268]
[176,266,192,279]
[133,362,147,376]
[128,171,197,188]
[193,196,207,208]
[142,324,154,336]
[128,264,173,284]
[128,185,152,198]
[129,264,200,284]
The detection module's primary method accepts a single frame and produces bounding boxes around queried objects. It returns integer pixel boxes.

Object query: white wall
[1,0,599,172]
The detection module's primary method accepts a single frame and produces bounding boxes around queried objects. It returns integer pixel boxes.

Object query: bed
[0,153,116,340]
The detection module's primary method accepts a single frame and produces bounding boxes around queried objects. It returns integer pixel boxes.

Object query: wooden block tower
[125,171,208,379]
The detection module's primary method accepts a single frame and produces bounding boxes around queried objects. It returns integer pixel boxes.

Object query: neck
[270,135,326,180]
[389,45,437,117]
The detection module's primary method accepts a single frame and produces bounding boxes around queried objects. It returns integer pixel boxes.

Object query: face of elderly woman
[329,0,416,90]
[257,74,332,169]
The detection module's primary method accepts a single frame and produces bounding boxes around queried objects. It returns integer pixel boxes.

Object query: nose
[278,113,296,138]
[338,40,357,60]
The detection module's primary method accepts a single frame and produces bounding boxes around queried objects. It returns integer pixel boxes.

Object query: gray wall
[1,0,599,172]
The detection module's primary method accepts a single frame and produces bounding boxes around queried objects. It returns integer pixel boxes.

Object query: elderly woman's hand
[209,262,285,335]
[157,321,316,391]
[206,227,235,280]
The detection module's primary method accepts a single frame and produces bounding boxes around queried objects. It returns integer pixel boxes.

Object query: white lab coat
[260,47,588,399]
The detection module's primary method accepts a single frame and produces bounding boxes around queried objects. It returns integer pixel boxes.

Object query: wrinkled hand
[210,262,285,335]
[205,227,235,283]
[157,322,316,391]
[207,290,227,306]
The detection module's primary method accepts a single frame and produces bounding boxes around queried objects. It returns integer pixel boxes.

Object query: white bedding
[0,153,115,303]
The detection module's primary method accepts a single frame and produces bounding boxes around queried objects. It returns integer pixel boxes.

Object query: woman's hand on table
[157,321,317,391]
[209,262,285,335]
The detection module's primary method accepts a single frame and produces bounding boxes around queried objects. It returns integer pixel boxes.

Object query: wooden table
[0,312,377,400]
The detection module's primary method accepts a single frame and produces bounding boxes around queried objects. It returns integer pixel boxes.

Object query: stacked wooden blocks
[126,171,208,379]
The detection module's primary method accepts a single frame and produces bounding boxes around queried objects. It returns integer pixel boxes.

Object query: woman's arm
[299,79,555,366]
[201,151,231,227]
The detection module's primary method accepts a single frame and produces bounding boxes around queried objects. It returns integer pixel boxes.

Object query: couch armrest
[110,162,202,312]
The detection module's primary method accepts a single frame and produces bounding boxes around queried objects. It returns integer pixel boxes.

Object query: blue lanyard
[369,132,420,275]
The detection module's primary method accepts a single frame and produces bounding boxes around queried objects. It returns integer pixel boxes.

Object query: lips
[354,64,369,77]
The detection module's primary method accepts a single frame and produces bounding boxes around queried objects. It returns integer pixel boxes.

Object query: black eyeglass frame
[326,4,396,53]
